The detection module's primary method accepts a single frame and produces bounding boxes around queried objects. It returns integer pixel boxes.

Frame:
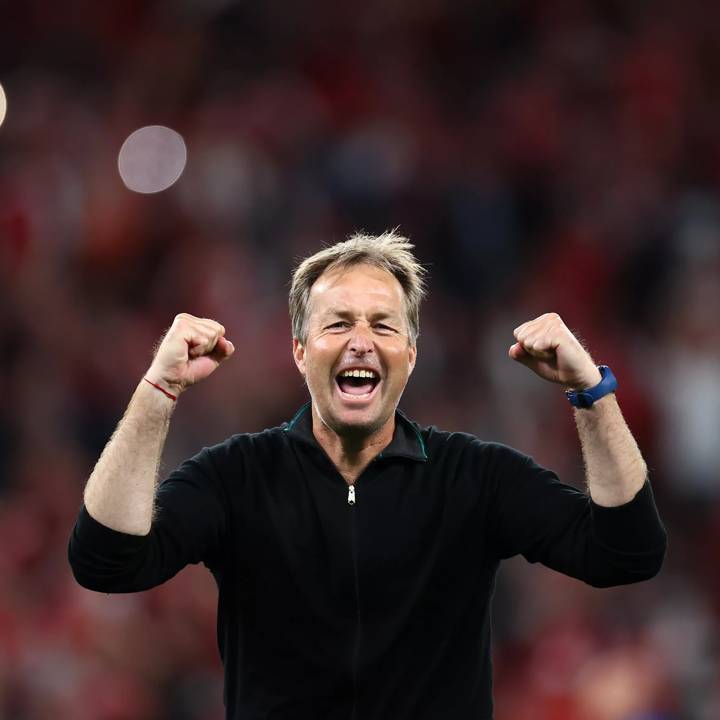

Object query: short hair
[289,230,428,345]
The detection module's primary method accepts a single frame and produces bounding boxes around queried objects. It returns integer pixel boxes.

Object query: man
[69,230,667,720]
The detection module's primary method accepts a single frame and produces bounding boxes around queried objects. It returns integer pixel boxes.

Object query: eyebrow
[321,308,401,322]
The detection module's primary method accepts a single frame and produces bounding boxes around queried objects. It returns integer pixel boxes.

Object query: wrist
[143,374,182,401]
[566,365,617,409]
[566,365,603,392]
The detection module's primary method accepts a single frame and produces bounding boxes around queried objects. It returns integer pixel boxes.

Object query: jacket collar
[283,402,428,462]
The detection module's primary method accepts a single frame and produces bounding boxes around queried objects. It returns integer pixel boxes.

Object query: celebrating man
[69,230,666,720]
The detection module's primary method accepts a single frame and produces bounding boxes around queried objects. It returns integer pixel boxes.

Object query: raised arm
[509,313,645,507]
[83,313,234,535]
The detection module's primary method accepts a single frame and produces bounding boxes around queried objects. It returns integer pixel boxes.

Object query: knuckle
[174,313,196,331]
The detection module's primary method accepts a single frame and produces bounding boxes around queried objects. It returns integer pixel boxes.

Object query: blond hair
[289,230,427,344]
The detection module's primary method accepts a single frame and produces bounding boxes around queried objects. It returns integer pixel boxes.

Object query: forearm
[574,394,647,507]
[84,379,176,535]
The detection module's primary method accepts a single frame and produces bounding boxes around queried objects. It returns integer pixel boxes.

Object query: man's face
[293,263,417,438]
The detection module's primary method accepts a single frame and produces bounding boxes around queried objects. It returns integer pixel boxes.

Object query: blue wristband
[565,365,617,408]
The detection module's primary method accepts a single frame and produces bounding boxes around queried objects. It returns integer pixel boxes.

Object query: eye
[374,323,397,333]
[327,321,350,330]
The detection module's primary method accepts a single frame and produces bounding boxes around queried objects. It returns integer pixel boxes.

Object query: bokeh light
[117,125,187,194]
[0,83,7,128]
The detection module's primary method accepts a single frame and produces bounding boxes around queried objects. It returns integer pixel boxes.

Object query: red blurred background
[1,1,719,718]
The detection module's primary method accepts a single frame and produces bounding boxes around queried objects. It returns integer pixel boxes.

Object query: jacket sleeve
[68,447,228,593]
[485,444,667,587]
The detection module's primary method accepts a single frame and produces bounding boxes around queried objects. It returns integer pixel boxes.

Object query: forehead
[308,263,405,316]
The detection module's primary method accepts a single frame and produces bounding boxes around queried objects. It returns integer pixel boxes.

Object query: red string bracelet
[143,377,178,401]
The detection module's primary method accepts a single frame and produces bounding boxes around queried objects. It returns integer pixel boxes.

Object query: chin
[333,413,382,436]
[324,405,388,439]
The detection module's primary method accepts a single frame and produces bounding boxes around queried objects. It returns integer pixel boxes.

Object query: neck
[311,405,395,486]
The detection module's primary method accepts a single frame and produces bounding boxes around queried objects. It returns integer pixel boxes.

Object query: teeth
[339,369,377,379]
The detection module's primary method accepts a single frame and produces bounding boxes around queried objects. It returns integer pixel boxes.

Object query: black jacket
[68,403,667,719]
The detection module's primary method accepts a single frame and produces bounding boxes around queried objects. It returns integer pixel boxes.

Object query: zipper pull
[348,485,356,505]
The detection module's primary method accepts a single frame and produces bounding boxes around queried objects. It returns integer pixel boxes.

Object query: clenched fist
[509,313,602,390]
[145,313,235,397]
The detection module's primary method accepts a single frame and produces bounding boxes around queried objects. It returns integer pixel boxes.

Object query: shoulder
[408,420,535,480]
[200,423,292,468]
[419,424,530,465]
[163,424,292,497]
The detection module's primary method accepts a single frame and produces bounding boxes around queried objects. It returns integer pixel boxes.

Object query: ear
[293,338,306,376]
[408,343,417,375]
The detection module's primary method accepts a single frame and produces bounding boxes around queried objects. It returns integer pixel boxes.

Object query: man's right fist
[145,314,235,397]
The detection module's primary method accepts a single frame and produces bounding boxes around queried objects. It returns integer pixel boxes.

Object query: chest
[231,448,492,610]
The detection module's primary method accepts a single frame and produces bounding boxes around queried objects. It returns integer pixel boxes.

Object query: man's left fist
[509,313,602,390]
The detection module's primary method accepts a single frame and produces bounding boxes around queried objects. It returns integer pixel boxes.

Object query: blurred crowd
[1,1,719,718]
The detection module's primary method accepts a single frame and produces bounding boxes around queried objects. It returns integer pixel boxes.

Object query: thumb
[210,336,235,362]
[509,342,554,362]
[509,342,537,363]
[508,343,554,373]
[509,342,533,367]
[222,338,235,358]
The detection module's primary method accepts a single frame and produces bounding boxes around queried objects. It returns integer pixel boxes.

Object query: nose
[348,322,374,355]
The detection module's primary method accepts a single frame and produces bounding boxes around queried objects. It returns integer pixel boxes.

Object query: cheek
[386,348,413,380]
[312,335,335,353]
[304,340,338,380]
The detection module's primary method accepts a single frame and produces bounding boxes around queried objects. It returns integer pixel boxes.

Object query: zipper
[349,482,360,720]
[347,460,384,719]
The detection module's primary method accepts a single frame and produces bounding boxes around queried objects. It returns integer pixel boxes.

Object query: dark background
[1,1,718,717]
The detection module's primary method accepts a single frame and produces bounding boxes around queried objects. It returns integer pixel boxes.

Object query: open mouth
[335,368,381,400]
